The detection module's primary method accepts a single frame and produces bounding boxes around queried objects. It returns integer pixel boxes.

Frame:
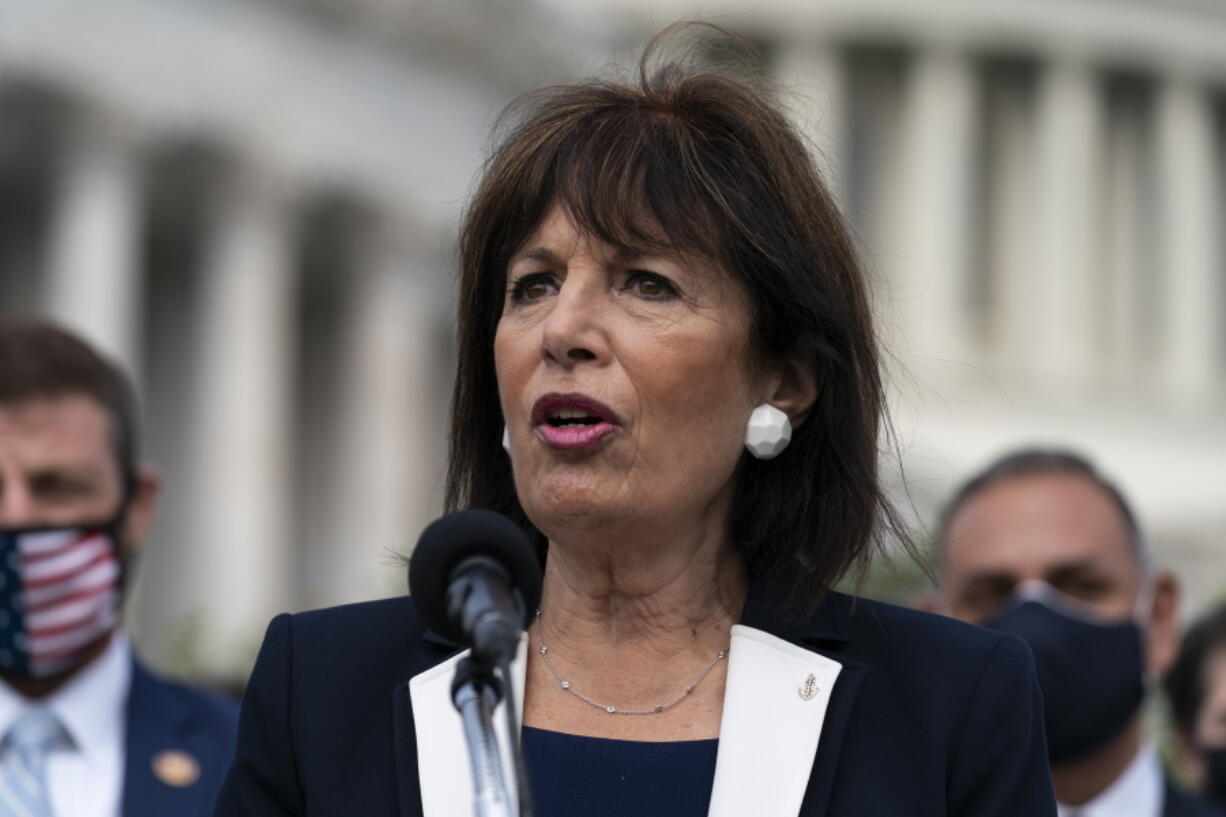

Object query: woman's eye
[508,273,556,303]
[625,270,676,300]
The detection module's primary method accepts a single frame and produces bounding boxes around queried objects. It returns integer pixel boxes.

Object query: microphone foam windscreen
[408,509,543,642]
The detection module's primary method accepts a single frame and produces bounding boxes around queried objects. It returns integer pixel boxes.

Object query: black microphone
[409,510,543,668]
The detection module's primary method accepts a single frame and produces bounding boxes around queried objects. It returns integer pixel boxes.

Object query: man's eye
[959,580,1014,622]
[964,591,1005,618]
[31,476,92,500]
[1056,577,1109,601]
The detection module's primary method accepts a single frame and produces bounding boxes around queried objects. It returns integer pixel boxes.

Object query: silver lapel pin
[798,673,818,701]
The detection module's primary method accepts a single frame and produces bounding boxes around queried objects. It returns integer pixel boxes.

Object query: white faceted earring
[745,404,791,459]
[502,426,511,453]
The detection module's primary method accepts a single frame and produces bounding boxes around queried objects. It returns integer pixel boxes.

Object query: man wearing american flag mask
[0,319,237,817]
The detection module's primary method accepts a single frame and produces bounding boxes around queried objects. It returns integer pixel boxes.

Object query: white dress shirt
[0,633,130,817]
[1057,742,1165,817]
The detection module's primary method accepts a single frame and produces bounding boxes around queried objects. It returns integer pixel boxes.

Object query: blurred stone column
[777,39,849,207]
[897,46,975,365]
[1097,82,1153,379]
[320,221,441,606]
[188,168,296,673]
[980,66,1039,365]
[1158,77,1218,397]
[42,116,143,372]
[1033,58,1100,382]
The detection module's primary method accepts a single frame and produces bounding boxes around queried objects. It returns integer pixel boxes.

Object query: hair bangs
[489,84,734,284]
[554,112,728,267]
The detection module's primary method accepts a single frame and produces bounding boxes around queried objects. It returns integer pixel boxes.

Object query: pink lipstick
[531,393,618,452]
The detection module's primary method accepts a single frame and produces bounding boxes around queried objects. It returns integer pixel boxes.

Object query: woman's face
[1196,648,1226,749]
[494,205,764,543]
[1179,646,1226,792]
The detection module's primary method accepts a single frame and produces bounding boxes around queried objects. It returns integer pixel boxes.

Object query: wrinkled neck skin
[536,500,747,665]
[1051,715,1144,807]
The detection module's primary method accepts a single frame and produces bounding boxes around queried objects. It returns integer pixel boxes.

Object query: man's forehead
[0,393,116,468]
[944,471,1135,577]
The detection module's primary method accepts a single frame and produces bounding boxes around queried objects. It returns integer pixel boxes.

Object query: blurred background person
[931,447,1223,817]
[0,319,237,817]
[1167,603,1226,809]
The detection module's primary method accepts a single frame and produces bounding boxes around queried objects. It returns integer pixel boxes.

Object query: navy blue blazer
[1166,780,1226,817]
[214,589,1056,816]
[124,660,239,817]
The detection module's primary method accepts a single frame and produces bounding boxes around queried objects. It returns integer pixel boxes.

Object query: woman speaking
[215,26,1056,817]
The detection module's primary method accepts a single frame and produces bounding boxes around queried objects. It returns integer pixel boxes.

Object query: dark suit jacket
[214,589,1056,816]
[1166,780,1226,817]
[124,659,240,817]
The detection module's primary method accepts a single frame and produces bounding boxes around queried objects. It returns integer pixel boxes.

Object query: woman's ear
[765,351,819,429]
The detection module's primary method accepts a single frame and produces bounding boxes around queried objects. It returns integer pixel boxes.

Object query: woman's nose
[540,280,605,367]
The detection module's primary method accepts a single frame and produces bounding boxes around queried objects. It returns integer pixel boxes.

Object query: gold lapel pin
[798,673,818,701]
[152,749,201,788]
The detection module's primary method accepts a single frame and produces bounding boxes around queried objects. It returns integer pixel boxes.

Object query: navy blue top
[215,591,1058,816]
[522,726,718,817]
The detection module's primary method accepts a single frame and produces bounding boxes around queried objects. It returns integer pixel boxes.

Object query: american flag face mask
[0,516,124,679]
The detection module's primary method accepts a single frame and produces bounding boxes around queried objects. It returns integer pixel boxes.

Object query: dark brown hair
[0,318,139,479]
[446,24,905,620]
[1166,603,1226,739]
[936,447,1146,561]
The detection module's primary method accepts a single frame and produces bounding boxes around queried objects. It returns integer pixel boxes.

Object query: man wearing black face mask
[0,319,238,817]
[934,448,1225,817]
[1166,604,1226,809]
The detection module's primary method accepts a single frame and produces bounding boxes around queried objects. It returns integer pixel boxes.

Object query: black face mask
[983,591,1146,764]
[1205,746,1226,806]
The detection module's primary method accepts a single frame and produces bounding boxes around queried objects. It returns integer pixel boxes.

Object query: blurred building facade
[576,0,1226,607]
[713,0,1226,606]
[1,0,1223,678]
[0,0,595,675]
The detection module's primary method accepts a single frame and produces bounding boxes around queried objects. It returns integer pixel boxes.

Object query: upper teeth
[553,408,592,420]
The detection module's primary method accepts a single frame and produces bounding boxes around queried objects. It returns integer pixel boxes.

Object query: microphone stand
[451,657,526,817]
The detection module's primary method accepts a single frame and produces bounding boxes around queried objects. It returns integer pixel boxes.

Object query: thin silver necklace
[533,609,730,716]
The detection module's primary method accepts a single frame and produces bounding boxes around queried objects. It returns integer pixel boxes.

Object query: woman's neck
[537,527,746,657]
[521,506,747,740]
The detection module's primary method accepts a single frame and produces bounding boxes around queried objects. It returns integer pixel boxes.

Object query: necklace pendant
[605,706,616,714]
[560,680,570,690]
[798,673,818,701]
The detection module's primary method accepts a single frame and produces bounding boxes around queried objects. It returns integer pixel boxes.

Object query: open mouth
[545,409,604,429]
[531,392,618,451]
[531,393,618,428]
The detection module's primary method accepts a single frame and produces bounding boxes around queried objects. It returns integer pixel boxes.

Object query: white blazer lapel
[707,624,843,817]
[410,637,528,817]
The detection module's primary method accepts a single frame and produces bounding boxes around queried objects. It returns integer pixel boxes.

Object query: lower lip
[537,422,615,451]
